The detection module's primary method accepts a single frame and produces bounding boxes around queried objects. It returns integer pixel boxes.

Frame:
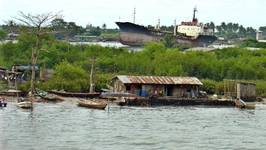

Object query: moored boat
[38,93,65,102]
[0,89,27,97]
[49,90,100,98]
[42,94,65,102]
[77,99,107,110]
[17,101,33,109]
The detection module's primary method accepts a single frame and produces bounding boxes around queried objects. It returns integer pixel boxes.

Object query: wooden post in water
[236,83,241,100]
[6,71,10,89]
[89,57,96,93]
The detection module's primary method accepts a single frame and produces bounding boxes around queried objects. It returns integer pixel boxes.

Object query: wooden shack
[224,80,256,101]
[111,75,203,98]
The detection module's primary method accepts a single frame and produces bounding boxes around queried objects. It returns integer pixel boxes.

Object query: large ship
[116,8,217,47]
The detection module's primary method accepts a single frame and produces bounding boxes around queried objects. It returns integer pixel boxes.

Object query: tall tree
[232,23,239,33]
[221,22,227,33]
[259,26,266,33]
[3,20,19,33]
[15,11,58,95]
[209,22,215,32]
[102,23,107,30]
[227,23,233,33]
[239,25,246,37]
[51,18,67,31]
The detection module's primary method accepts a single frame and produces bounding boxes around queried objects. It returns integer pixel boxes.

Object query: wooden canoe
[40,94,65,102]
[17,101,33,109]
[77,99,107,110]
[49,90,100,98]
[0,90,27,97]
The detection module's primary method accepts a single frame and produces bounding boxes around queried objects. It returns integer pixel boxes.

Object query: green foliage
[214,22,256,39]
[51,18,85,38]
[0,81,8,91]
[200,80,224,95]
[0,31,55,67]
[95,73,113,91]
[18,82,31,92]
[0,29,7,41]
[2,38,266,95]
[239,39,266,48]
[254,80,266,97]
[201,79,217,94]
[40,61,89,92]
[162,34,176,48]
[87,27,101,36]
[162,35,191,49]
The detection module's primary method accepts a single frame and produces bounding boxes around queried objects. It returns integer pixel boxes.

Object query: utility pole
[133,7,136,24]
[174,19,177,36]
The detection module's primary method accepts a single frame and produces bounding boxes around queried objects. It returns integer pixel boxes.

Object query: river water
[1,102,266,150]
[69,41,143,51]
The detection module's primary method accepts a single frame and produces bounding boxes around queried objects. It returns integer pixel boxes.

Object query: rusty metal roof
[114,75,203,85]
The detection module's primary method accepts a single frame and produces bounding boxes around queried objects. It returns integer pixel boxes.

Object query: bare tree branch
[13,11,61,95]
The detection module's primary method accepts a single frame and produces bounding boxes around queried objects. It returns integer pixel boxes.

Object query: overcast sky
[0,0,265,29]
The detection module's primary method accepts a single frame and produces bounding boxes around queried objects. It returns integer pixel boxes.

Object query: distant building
[7,33,19,40]
[256,31,263,41]
[256,30,266,42]
[111,75,203,98]
[12,65,39,82]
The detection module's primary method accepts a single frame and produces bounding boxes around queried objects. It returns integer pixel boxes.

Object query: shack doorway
[166,85,174,96]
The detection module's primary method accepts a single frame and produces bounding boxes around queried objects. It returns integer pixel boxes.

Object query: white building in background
[256,30,266,43]
[256,31,263,41]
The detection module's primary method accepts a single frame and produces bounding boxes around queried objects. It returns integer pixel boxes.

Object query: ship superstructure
[176,7,214,39]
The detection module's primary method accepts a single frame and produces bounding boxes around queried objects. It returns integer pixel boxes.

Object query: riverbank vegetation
[1,35,266,96]
[214,22,256,39]
[239,39,266,48]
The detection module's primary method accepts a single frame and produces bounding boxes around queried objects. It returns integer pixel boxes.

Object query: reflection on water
[1,102,266,150]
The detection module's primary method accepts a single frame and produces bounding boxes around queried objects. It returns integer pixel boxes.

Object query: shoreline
[2,95,266,109]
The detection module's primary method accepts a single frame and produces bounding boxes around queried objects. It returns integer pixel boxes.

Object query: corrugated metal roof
[114,75,203,85]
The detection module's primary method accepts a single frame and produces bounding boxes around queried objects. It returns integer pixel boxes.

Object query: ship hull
[116,22,217,47]
[119,32,161,46]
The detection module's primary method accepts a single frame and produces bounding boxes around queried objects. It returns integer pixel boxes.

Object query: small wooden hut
[112,75,203,98]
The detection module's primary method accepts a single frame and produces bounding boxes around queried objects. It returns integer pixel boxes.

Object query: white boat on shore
[17,101,33,109]
[17,98,33,109]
